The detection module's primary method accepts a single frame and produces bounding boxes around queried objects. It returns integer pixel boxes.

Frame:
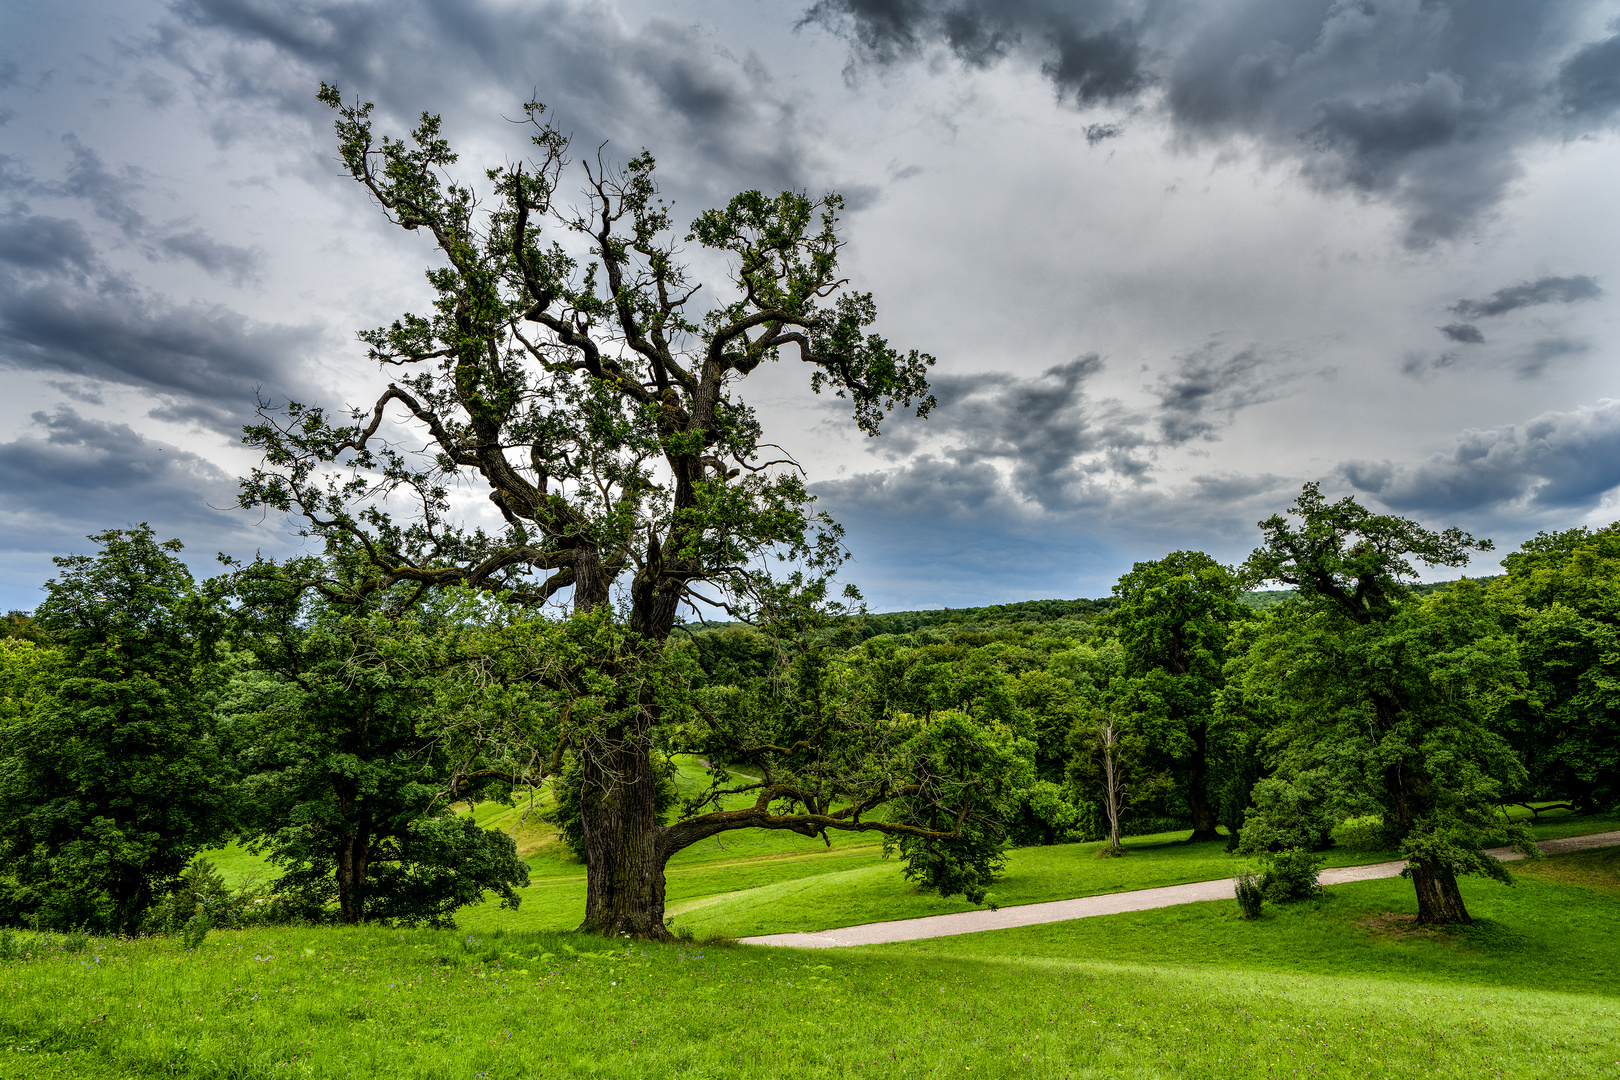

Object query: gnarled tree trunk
[577,728,673,940]
[1409,860,1471,925]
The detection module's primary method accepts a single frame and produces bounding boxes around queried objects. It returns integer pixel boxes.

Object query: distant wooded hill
[1238,576,1501,610]
[678,577,1502,635]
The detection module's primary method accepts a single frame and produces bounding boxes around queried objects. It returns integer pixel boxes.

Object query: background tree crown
[1242,483,1493,624]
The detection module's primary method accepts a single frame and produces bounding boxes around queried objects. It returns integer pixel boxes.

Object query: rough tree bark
[1409,862,1472,925]
[578,729,669,937]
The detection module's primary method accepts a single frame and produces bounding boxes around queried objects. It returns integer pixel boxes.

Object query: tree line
[2,497,1615,934]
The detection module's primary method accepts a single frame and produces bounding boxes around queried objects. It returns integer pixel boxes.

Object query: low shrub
[1239,774,1336,853]
[182,910,213,950]
[1234,871,1265,919]
[1259,847,1324,903]
[143,858,299,935]
[143,859,233,935]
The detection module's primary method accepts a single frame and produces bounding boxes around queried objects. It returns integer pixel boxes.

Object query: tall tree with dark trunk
[1237,484,1531,925]
[1101,551,1246,841]
[239,88,1008,940]
[0,527,234,933]
[221,571,530,928]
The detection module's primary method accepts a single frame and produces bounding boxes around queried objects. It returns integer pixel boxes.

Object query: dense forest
[2,503,1615,936]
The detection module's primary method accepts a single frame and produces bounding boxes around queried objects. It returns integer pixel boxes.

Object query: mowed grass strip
[621,810,1620,940]
[881,863,1620,997]
[2,918,1617,1079]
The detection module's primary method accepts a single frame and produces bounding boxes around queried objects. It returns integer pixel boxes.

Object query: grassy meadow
[5,762,1617,1078]
[3,857,1618,1079]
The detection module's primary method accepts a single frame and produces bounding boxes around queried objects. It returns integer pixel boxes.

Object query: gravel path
[738,830,1620,949]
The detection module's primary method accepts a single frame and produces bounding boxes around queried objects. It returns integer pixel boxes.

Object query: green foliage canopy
[1491,524,1620,813]
[1235,485,1529,924]
[0,527,235,933]
[224,573,529,927]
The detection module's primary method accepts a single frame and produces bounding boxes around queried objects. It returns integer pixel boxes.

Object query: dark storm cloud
[58,135,148,236]
[0,408,231,497]
[1559,31,1620,122]
[806,0,1620,244]
[823,453,1012,519]
[1152,342,1290,446]
[0,214,97,276]
[0,407,283,605]
[1438,322,1484,344]
[803,0,1147,104]
[828,352,1177,563]
[1401,349,1462,379]
[156,228,263,286]
[1450,275,1604,319]
[1083,122,1121,146]
[0,139,312,424]
[0,220,318,430]
[0,284,317,430]
[1342,399,1620,514]
[8,139,266,283]
[1039,23,1148,106]
[166,0,821,198]
[856,343,1291,518]
[1517,337,1589,380]
[0,408,246,552]
[883,355,1153,508]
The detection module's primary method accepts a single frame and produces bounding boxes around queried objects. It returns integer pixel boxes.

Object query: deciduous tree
[1100,551,1246,841]
[223,571,528,927]
[1489,524,1620,814]
[239,88,1004,939]
[1237,485,1531,924]
[0,528,234,933]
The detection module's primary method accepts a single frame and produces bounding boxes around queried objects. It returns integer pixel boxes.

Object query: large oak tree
[240,88,1007,938]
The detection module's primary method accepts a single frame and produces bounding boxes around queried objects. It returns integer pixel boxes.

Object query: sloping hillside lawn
[3,860,1617,1079]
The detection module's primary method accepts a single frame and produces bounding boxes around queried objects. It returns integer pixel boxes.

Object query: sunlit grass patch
[883,871,1620,997]
[1512,846,1620,897]
[2,918,1617,1079]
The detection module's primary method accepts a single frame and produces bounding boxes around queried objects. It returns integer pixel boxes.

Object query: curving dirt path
[737,830,1620,949]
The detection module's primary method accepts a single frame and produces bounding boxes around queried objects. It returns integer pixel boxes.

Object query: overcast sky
[3,0,1620,612]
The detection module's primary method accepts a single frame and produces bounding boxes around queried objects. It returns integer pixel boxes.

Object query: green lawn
[1512,845,1620,896]
[881,854,1620,996]
[461,804,1620,939]
[8,825,1618,1078]
[3,901,1617,1079]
